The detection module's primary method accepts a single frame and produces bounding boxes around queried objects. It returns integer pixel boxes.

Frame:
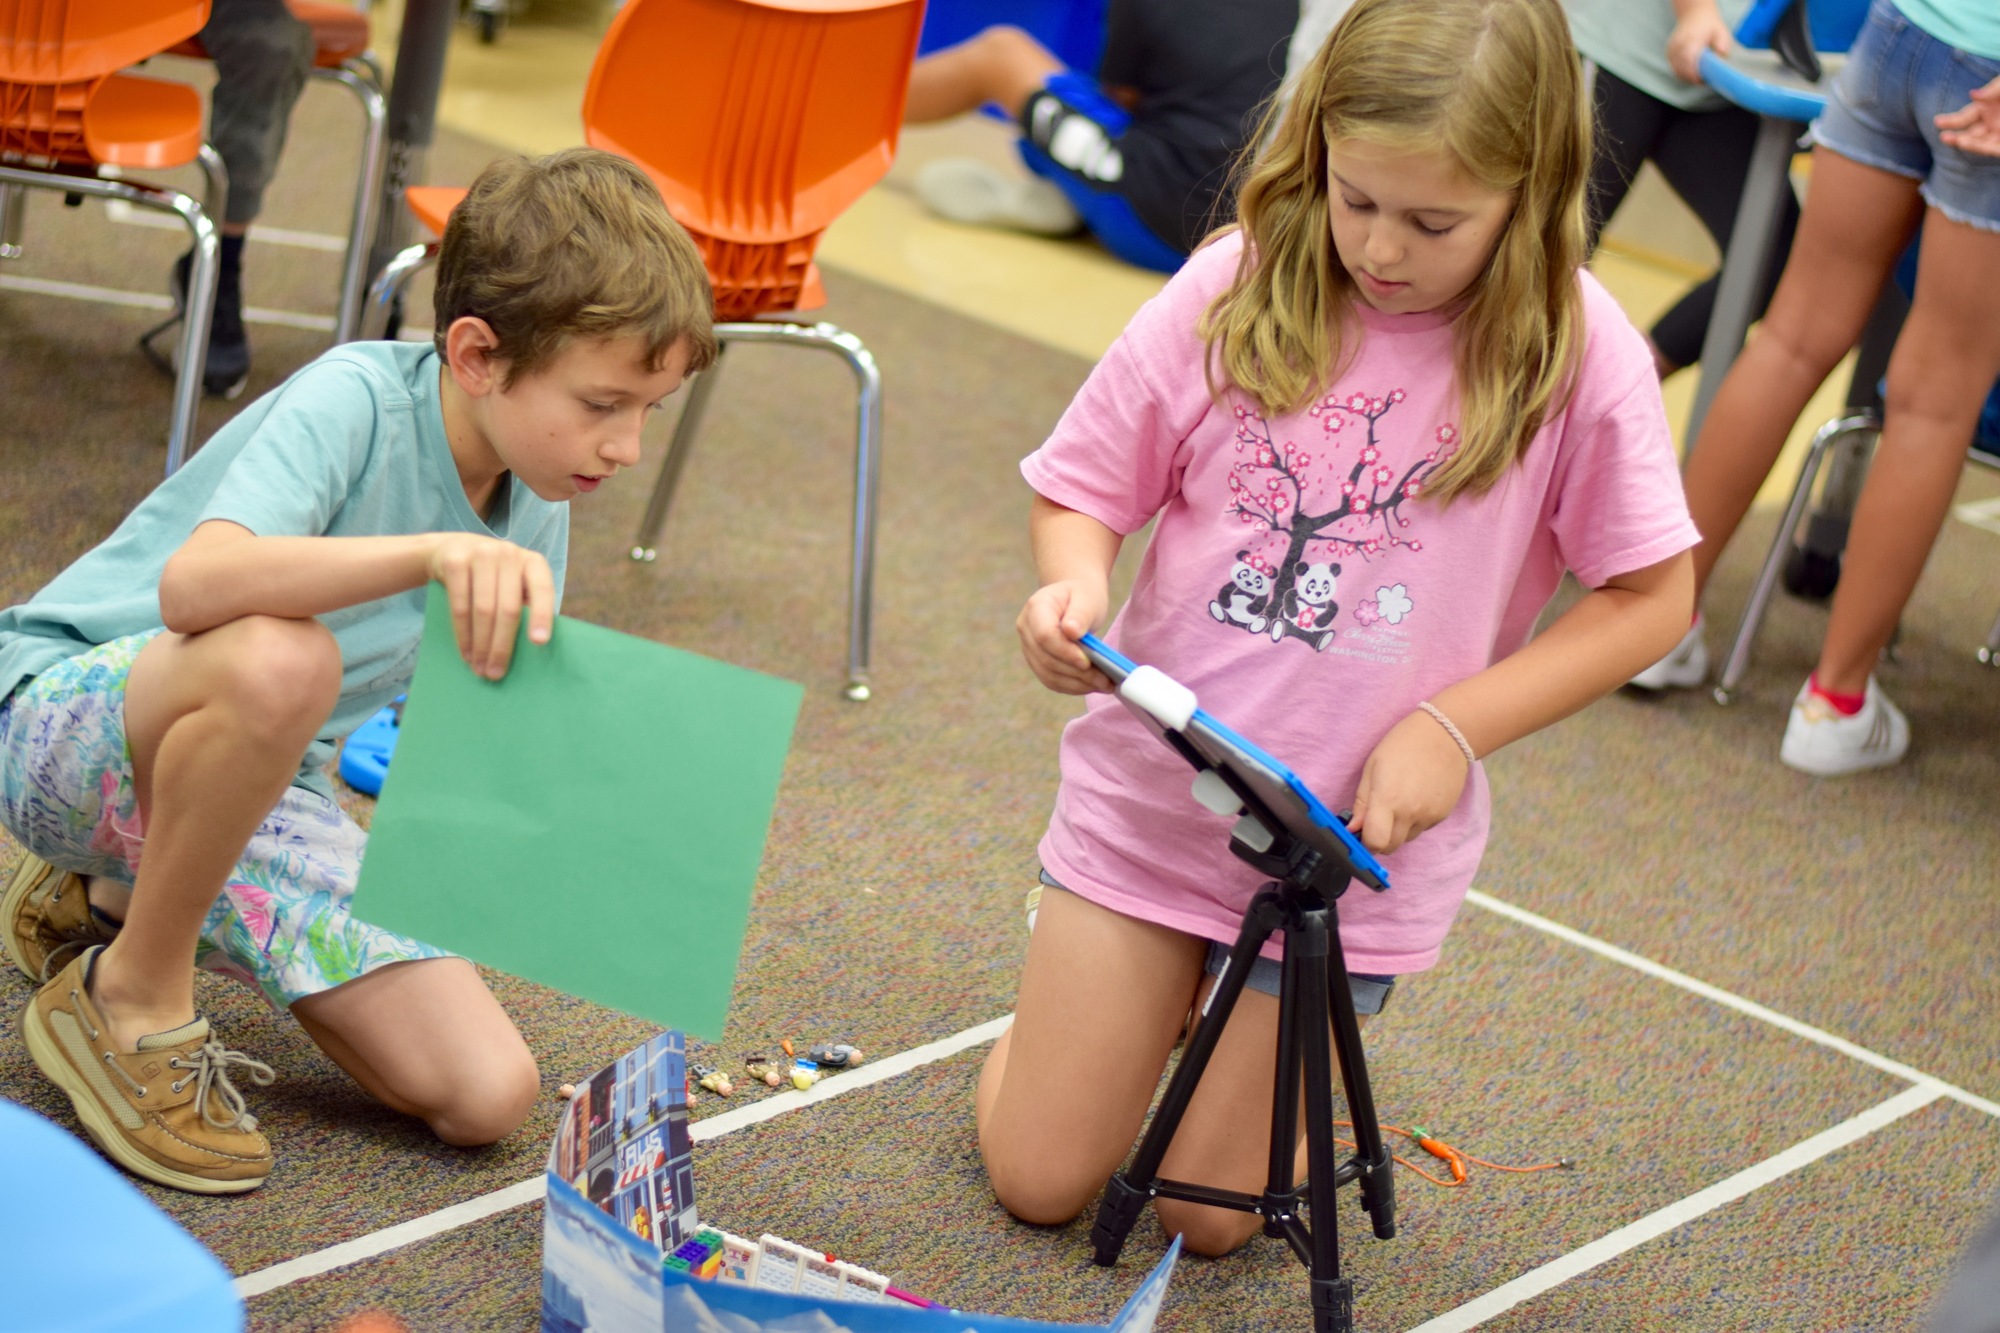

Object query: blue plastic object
[1697,46,1830,120]
[1735,0,1867,54]
[1016,71,1187,273]
[337,696,403,796]
[916,0,1109,76]
[0,1101,244,1331]
[1079,633,1391,891]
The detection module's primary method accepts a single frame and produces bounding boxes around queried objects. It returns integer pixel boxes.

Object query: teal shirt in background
[1897,0,2000,61]
[1565,0,1752,110]
[0,341,569,799]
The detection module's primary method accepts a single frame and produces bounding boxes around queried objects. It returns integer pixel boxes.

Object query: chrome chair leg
[194,143,228,224]
[630,320,884,701]
[322,59,389,344]
[630,349,726,563]
[160,189,220,476]
[0,165,218,476]
[0,183,24,259]
[359,240,437,340]
[1713,413,1879,704]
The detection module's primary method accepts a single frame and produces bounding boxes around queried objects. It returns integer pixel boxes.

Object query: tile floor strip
[232,1015,1013,1298]
[1405,1083,1947,1332]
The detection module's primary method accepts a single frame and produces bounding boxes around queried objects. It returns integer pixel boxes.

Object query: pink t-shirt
[1022,232,1698,975]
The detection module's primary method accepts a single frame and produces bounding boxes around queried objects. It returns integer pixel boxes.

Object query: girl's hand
[1667,4,1732,84]
[1347,709,1471,855]
[1937,77,2000,158]
[1017,578,1112,694]
[427,534,557,680]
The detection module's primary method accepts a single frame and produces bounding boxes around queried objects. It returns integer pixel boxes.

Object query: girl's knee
[1882,356,1995,434]
[979,1128,1103,1226]
[985,1162,1098,1228]
[423,1048,541,1147]
[1155,1200,1261,1258]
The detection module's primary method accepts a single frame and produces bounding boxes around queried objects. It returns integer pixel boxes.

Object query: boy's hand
[1346,709,1471,855]
[427,534,556,680]
[1017,578,1112,694]
[1937,76,2000,158]
[1667,3,1732,84]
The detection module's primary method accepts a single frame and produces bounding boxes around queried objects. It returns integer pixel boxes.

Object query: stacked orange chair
[0,0,224,474]
[362,0,925,701]
[166,0,387,343]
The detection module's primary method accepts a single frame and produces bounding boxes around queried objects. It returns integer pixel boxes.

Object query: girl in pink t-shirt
[981,0,1701,1258]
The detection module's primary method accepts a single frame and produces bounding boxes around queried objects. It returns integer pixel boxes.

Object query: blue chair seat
[1697,46,1843,121]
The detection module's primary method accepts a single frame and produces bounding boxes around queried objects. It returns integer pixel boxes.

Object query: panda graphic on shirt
[1205,390,1446,653]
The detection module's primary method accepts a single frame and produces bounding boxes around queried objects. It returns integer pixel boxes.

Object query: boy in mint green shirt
[0,148,717,1194]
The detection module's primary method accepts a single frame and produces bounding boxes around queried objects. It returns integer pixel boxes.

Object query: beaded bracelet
[1417,701,1477,766]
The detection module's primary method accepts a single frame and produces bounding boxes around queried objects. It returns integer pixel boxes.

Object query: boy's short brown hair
[433,147,718,385]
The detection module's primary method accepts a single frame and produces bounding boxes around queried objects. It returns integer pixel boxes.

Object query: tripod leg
[1090,889,1283,1267]
[1296,909,1354,1333]
[1327,920,1397,1242]
[1261,940,1304,1242]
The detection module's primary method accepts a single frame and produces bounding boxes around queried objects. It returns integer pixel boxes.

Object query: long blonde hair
[1201,0,1590,502]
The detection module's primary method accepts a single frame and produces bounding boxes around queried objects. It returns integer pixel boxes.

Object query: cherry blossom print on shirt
[1212,390,1452,651]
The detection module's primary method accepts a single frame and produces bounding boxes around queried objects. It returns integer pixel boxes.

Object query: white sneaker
[1779,677,1910,776]
[914,159,1082,236]
[1629,616,1708,690]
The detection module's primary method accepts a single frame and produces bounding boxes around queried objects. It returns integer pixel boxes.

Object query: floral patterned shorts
[0,632,446,1009]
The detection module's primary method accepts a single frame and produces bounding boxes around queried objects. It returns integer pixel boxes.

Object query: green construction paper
[352,584,802,1039]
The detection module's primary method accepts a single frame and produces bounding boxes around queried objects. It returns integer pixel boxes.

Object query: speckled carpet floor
[1,57,1997,1333]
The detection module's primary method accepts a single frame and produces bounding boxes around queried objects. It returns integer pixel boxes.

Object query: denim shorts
[1038,870,1397,1015]
[1812,0,2000,233]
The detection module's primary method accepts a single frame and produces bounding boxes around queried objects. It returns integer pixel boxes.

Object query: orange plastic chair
[0,0,224,474]
[165,0,386,342]
[362,0,924,701]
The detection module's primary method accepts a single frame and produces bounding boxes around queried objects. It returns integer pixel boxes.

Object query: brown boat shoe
[21,947,274,1194]
[3,853,119,982]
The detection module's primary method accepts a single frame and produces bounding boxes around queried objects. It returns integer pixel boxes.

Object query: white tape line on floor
[232,1015,1012,1299]
[1405,1082,1946,1332]
[104,200,349,252]
[1467,889,2000,1119]
[0,273,335,332]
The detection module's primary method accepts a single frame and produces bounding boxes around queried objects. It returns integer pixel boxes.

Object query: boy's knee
[208,616,341,739]
[1155,1200,1260,1258]
[424,1049,541,1147]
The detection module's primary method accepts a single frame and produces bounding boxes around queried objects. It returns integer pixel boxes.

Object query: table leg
[366,0,457,309]
[1683,114,1806,458]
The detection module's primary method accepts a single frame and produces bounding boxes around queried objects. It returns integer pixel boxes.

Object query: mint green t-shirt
[1565,0,1753,111]
[0,341,568,799]
[1898,0,2000,61]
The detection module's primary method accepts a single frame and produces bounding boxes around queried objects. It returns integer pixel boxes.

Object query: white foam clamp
[1190,769,1240,816]
[1232,813,1275,853]
[1118,664,1197,732]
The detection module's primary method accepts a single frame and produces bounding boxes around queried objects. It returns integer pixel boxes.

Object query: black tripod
[1076,645,1397,1333]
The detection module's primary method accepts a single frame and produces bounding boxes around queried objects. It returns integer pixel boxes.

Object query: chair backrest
[1735,0,1868,55]
[583,0,923,319]
[0,0,207,83]
[0,0,207,162]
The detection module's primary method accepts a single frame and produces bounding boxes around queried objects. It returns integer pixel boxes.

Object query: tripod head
[1077,635,1389,901]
